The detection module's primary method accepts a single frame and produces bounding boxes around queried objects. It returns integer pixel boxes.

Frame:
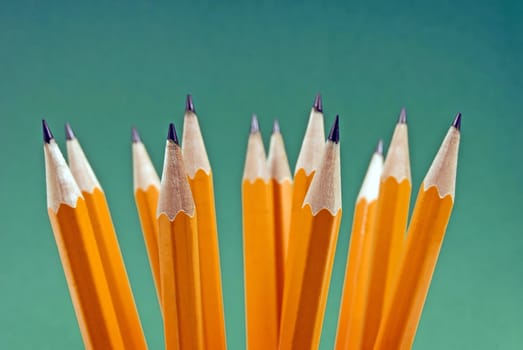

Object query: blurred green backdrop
[1,0,522,349]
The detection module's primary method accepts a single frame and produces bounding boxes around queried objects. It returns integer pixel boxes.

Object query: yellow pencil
[362,109,411,349]
[279,116,342,350]
[267,119,293,326]
[335,140,384,350]
[182,95,227,349]
[158,123,204,350]
[66,123,147,350]
[281,94,325,344]
[132,127,162,303]
[242,115,278,350]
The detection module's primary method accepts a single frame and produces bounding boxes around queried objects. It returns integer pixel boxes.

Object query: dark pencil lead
[313,93,323,112]
[186,94,195,112]
[398,107,407,124]
[65,122,76,140]
[42,119,54,143]
[328,115,340,144]
[452,112,462,131]
[273,119,280,134]
[167,123,179,145]
[250,114,259,134]
[376,139,384,155]
[131,127,141,143]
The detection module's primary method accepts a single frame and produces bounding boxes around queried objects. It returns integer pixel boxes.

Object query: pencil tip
[42,119,54,143]
[273,119,280,134]
[328,115,340,143]
[313,93,323,112]
[64,122,75,140]
[376,139,384,155]
[452,112,462,131]
[167,123,179,144]
[186,94,195,112]
[131,127,141,143]
[250,114,259,134]
[398,107,407,124]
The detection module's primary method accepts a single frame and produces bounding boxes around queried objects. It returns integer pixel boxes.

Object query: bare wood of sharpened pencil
[158,124,204,350]
[361,109,411,349]
[279,116,342,350]
[43,121,124,349]
[65,124,147,350]
[182,96,227,350]
[267,120,293,329]
[375,114,461,350]
[289,94,325,222]
[335,141,384,350]
[132,128,162,303]
[242,116,278,350]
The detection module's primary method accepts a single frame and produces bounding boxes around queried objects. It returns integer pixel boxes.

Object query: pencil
[43,120,125,349]
[361,109,411,349]
[65,123,147,350]
[182,95,227,350]
[158,123,204,350]
[281,94,325,338]
[335,140,384,350]
[374,113,462,350]
[279,116,342,350]
[242,115,278,350]
[132,127,162,303]
[267,119,293,325]
[286,94,325,265]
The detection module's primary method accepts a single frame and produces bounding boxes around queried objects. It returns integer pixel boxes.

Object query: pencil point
[273,119,280,134]
[376,139,384,155]
[65,122,75,140]
[42,119,54,143]
[167,123,179,145]
[328,115,340,144]
[250,114,259,134]
[452,112,462,131]
[398,107,407,124]
[313,93,323,112]
[186,94,195,112]
[131,127,141,143]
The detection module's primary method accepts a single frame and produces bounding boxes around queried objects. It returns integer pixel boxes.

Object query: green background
[1,0,522,348]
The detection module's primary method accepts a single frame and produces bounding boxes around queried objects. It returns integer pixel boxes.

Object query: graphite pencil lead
[328,115,340,144]
[273,119,280,134]
[42,119,54,143]
[186,94,195,112]
[250,114,260,134]
[167,123,179,145]
[313,93,323,112]
[398,107,407,124]
[131,127,141,143]
[376,139,384,155]
[452,112,462,131]
[65,122,76,140]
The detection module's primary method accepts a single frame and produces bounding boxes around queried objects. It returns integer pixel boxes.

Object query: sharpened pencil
[267,119,293,328]
[132,127,162,304]
[242,115,278,350]
[66,123,147,350]
[182,95,227,350]
[158,123,204,350]
[279,116,342,350]
[335,140,384,350]
[362,109,412,349]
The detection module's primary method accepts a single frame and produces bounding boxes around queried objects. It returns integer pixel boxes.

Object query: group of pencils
[42,93,461,349]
